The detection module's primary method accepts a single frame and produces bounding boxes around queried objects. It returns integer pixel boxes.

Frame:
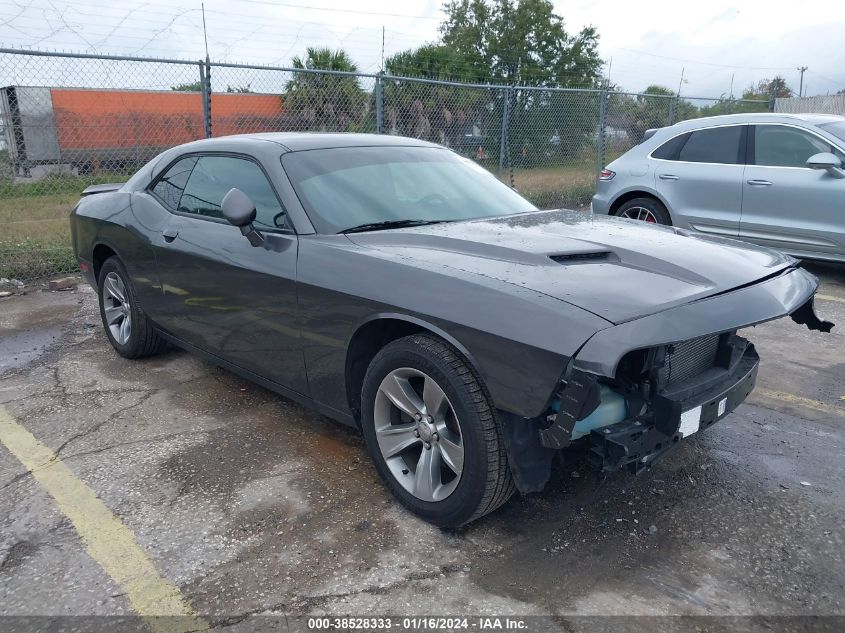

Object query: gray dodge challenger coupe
[70,133,833,526]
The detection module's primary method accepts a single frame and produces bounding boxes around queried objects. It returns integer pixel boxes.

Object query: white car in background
[591,113,845,262]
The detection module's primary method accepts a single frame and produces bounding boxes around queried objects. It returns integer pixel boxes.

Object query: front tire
[361,334,515,527]
[614,197,671,225]
[97,256,166,359]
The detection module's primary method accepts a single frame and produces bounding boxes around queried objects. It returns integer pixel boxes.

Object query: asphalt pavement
[1,262,843,632]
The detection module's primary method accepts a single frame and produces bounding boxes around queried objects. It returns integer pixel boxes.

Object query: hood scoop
[550,251,613,264]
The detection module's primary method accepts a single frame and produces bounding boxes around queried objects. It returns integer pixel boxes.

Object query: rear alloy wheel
[97,256,167,359]
[102,272,132,346]
[615,197,671,225]
[361,334,515,527]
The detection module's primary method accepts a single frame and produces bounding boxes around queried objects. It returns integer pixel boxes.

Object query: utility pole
[797,66,808,97]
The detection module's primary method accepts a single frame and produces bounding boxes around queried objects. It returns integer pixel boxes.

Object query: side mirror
[222,188,265,246]
[806,152,845,179]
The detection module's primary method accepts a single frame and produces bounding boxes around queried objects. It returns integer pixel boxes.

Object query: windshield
[819,121,845,145]
[281,146,537,233]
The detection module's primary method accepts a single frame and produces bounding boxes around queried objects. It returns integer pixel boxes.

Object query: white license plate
[679,405,701,437]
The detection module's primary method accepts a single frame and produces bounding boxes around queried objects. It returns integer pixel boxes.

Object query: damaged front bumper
[525,266,833,483]
[589,343,758,473]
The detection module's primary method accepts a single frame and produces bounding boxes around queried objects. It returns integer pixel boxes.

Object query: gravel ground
[1,263,843,632]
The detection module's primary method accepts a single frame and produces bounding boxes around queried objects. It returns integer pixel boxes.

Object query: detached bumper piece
[589,346,759,474]
[791,296,834,333]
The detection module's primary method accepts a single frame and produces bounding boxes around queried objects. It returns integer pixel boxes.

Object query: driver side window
[162,155,289,230]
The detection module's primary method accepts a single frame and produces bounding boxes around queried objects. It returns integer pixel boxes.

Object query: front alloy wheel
[374,367,464,503]
[361,334,515,527]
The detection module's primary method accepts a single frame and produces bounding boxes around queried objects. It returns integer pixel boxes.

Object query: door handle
[162,228,179,242]
[658,174,680,181]
[746,179,773,186]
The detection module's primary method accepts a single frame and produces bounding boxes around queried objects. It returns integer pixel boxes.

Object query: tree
[697,76,790,117]
[284,48,368,132]
[171,81,201,91]
[171,81,251,93]
[438,1,604,167]
[744,76,792,99]
[609,85,697,144]
[383,45,493,149]
[440,0,602,87]
[385,44,476,81]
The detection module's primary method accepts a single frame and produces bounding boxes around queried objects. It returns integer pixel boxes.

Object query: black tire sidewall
[616,197,671,225]
[97,257,143,357]
[361,337,492,526]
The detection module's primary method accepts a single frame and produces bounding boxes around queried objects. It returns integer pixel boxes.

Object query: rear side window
[652,133,690,160]
[150,157,197,211]
[178,156,287,229]
[677,126,742,164]
[753,125,842,167]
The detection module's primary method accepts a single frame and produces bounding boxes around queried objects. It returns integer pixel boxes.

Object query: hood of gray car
[347,209,796,324]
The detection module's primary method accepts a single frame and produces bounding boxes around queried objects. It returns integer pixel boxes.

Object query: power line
[805,68,843,91]
[608,45,796,71]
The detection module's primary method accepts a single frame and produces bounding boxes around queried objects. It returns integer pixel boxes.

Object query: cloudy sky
[1,0,844,99]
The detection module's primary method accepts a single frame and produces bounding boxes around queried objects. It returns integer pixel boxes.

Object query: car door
[739,123,845,258]
[653,124,746,237]
[148,153,309,395]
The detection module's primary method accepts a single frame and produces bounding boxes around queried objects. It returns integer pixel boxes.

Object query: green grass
[508,161,597,209]
[0,171,136,280]
[0,192,78,280]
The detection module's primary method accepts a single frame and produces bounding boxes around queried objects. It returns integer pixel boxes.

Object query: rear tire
[97,257,167,359]
[614,197,671,225]
[361,334,515,527]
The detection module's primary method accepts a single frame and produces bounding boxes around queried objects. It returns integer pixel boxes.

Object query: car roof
[174,132,443,153]
[668,112,845,131]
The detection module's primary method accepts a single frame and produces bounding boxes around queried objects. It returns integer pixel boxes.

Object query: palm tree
[285,48,366,132]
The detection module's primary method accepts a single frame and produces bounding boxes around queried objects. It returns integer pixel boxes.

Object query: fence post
[596,90,607,175]
[375,72,384,134]
[668,98,676,125]
[201,57,212,138]
[498,86,512,178]
[768,91,776,113]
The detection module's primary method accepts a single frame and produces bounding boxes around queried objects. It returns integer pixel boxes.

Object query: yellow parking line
[816,294,845,304]
[0,407,208,633]
[754,389,845,417]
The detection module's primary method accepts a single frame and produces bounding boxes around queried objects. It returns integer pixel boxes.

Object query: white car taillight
[598,169,615,181]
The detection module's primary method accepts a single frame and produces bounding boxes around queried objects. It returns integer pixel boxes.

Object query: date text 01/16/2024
[307,616,529,630]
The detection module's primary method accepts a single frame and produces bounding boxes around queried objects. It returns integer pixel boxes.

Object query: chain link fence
[775,94,845,116]
[0,48,770,282]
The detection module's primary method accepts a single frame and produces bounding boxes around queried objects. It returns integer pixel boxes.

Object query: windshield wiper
[340,219,450,234]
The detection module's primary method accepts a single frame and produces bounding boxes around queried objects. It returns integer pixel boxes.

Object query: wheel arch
[344,313,483,425]
[91,241,121,283]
